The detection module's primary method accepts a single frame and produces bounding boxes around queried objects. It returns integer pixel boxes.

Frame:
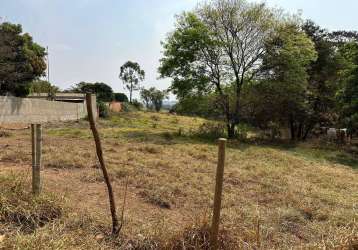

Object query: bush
[195,122,226,140]
[131,99,143,110]
[235,123,250,140]
[97,101,109,118]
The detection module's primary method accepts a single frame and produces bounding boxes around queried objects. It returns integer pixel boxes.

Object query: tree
[140,88,152,109]
[257,22,317,140]
[150,88,168,112]
[29,80,60,100]
[0,22,46,96]
[159,0,278,138]
[113,92,128,102]
[336,42,358,138]
[140,87,168,112]
[297,20,343,140]
[119,61,145,103]
[70,82,113,102]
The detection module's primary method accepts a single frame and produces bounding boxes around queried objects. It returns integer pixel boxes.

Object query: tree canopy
[70,82,114,102]
[140,87,168,112]
[29,80,59,100]
[0,22,47,96]
[160,0,298,137]
[119,61,145,103]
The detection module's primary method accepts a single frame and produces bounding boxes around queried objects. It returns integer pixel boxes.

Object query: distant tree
[113,92,128,102]
[70,82,114,102]
[0,22,47,96]
[140,88,152,109]
[150,88,168,112]
[119,61,145,103]
[140,87,168,112]
[29,80,59,100]
[159,0,278,138]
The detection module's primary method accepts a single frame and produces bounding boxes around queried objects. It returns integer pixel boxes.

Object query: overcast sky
[1,0,357,99]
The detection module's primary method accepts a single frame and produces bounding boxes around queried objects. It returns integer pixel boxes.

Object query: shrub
[235,123,250,140]
[195,122,226,140]
[97,101,109,118]
[131,99,143,110]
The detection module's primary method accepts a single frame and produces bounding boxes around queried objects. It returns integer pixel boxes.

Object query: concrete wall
[0,95,96,124]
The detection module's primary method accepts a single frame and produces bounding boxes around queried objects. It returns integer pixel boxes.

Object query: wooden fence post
[211,138,227,250]
[32,124,42,195]
[85,93,120,236]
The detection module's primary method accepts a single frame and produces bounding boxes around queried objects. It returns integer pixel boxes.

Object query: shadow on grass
[265,140,358,170]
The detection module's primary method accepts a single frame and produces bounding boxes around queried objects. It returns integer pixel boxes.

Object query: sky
[1,0,357,100]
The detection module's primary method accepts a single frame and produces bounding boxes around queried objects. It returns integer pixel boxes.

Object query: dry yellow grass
[0,111,357,249]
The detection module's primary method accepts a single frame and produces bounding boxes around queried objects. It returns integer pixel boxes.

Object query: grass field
[0,111,357,249]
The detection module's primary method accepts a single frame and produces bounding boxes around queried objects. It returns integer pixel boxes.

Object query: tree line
[0,21,168,112]
[159,0,358,140]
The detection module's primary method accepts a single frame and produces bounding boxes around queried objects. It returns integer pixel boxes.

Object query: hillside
[0,111,357,249]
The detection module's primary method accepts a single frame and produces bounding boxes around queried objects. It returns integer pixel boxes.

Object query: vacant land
[0,112,357,249]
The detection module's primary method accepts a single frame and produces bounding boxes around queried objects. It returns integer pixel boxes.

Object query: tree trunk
[302,124,313,141]
[227,123,236,139]
[297,123,303,140]
[290,118,296,141]
[129,83,133,103]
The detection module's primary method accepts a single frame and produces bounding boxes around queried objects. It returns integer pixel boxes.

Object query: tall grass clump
[0,174,63,233]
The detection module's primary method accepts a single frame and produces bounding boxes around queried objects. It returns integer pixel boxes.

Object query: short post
[211,138,227,250]
[32,124,42,195]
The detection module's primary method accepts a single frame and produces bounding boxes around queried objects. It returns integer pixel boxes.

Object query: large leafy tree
[0,22,46,96]
[159,0,278,138]
[70,82,114,102]
[297,20,343,139]
[257,22,317,140]
[119,61,145,103]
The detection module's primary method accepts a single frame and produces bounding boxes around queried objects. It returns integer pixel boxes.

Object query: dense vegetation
[159,0,358,140]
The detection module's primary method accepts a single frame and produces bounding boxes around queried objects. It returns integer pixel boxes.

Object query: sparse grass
[0,111,357,249]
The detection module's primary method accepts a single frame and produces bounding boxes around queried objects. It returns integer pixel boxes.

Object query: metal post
[211,138,227,249]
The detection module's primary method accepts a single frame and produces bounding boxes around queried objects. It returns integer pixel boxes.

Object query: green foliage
[159,0,281,138]
[97,101,109,118]
[0,22,47,96]
[140,87,168,112]
[131,99,144,110]
[29,80,59,99]
[194,121,226,140]
[249,22,317,139]
[70,82,113,102]
[337,42,358,135]
[235,123,251,141]
[113,92,128,102]
[119,61,145,103]
[173,94,221,118]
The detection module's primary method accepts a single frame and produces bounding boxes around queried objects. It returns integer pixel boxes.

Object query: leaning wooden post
[211,138,227,250]
[32,124,42,195]
[85,93,120,236]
